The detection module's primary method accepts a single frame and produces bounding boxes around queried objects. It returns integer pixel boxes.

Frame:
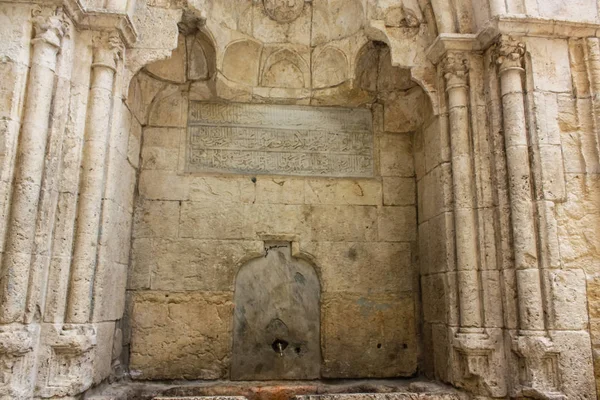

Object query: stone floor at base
[84,379,468,400]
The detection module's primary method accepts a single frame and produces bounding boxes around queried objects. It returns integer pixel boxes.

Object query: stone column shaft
[66,34,121,324]
[0,9,65,323]
[444,53,483,332]
[429,0,455,33]
[497,39,545,334]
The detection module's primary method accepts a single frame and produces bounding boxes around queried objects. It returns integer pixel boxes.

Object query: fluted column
[0,7,66,323]
[66,33,122,324]
[443,52,483,333]
[495,37,545,335]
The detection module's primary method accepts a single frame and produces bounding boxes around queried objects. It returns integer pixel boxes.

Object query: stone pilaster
[495,37,546,334]
[0,6,67,324]
[443,52,482,334]
[0,8,66,399]
[443,51,506,398]
[496,36,564,400]
[66,32,122,324]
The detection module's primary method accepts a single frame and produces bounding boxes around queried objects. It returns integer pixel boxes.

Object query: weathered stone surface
[129,238,263,291]
[129,291,233,380]
[222,40,262,86]
[304,179,382,206]
[295,394,464,400]
[186,102,374,178]
[382,177,415,206]
[321,292,418,377]
[155,397,248,400]
[379,133,414,177]
[377,206,417,242]
[300,241,414,294]
[232,243,320,380]
[308,205,377,242]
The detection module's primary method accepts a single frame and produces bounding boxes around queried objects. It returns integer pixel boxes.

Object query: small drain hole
[271,339,289,354]
[377,343,382,349]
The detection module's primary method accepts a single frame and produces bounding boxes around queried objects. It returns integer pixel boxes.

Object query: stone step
[153,393,467,400]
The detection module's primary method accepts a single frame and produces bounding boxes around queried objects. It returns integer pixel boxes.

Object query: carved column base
[452,328,507,398]
[35,323,97,399]
[0,324,39,399]
[512,335,565,400]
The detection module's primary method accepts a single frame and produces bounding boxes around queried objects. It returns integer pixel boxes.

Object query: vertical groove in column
[65,33,122,324]
[0,8,66,324]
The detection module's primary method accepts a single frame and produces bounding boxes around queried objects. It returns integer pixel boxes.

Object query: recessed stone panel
[186,102,374,177]
[232,242,321,380]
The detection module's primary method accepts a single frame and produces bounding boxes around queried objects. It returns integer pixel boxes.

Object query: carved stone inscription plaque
[187,102,374,177]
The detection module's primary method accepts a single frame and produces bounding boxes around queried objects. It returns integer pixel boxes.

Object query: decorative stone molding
[0,325,38,398]
[61,0,137,46]
[442,50,506,398]
[383,6,421,29]
[263,0,305,23]
[92,32,124,72]
[495,36,526,73]
[453,330,506,398]
[35,324,97,398]
[32,6,69,49]
[442,51,469,89]
[494,36,567,399]
[512,336,564,400]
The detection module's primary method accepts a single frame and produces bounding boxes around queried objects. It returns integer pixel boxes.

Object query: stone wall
[125,31,428,379]
[1,0,600,398]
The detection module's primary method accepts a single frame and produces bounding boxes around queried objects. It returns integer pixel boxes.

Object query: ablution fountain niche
[5,0,596,399]
[96,2,462,398]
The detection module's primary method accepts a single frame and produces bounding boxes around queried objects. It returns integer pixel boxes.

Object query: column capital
[31,7,68,49]
[92,32,124,72]
[495,36,526,74]
[442,51,469,90]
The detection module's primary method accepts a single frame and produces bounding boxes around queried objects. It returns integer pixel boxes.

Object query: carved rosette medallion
[263,0,304,23]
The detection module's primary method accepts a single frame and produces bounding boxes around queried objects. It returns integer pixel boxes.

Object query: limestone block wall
[124,28,428,379]
[2,0,600,398]
[551,36,600,396]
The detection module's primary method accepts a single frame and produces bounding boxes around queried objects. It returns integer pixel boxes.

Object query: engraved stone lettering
[186,103,374,177]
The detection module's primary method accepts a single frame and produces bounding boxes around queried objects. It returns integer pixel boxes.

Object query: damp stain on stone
[294,272,306,285]
[356,297,393,316]
[347,247,357,260]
